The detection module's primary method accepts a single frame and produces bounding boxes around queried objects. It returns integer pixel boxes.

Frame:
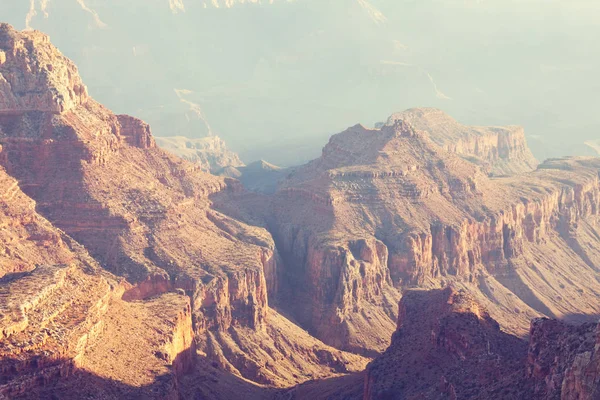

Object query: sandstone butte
[1,23,600,400]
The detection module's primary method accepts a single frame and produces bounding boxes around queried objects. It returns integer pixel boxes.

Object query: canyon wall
[388,108,538,176]
[528,318,600,400]
[0,24,368,390]
[363,288,530,400]
[0,24,88,114]
[266,120,600,354]
[361,288,600,400]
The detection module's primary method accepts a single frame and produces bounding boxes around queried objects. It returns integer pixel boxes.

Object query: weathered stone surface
[388,107,539,176]
[0,24,366,393]
[258,116,600,354]
[360,289,600,400]
[0,24,88,114]
[363,288,530,400]
[528,318,600,400]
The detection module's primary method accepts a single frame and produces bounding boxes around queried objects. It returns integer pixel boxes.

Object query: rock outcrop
[528,318,600,400]
[0,157,198,398]
[256,116,600,354]
[0,24,87,114]
[0,23,367,393]
[388,108,538,176]
[364,288,531,400]
[360,288,600,400]
[280,289,600,400]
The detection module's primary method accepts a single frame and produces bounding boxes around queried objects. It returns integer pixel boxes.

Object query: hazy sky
[1,0,599,165]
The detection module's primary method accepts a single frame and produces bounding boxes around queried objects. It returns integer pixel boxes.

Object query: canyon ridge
[0,24,599,400]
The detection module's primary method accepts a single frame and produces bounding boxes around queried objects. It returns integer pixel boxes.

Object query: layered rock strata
[388,107,538,176]
[260,118,600,354]
[0,23,366,390]
[362,288,600,400]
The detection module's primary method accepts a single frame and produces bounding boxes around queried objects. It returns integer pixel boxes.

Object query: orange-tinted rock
[360,289,600,400]
[0,23,367,391]
[528,318,600,400]
[363,288,531,400]
[0,24,88,114]
[264,117,600,354]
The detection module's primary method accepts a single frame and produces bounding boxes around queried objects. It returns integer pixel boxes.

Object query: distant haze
[2,0,599,165]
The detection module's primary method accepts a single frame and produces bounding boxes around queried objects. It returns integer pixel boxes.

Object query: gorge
[0,23,599,400]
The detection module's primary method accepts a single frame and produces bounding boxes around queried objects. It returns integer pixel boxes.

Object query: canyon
[241,118,600,356]
[0,23,600,400]
[0,23,367,398]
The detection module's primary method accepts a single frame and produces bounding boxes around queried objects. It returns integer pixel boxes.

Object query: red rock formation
[363,288,531,400]
[358,289,600,400]
[528,318,600,399]
[117,114,156,149]
[0,24,88,114]
[263,117,600,354]
[388,108,538,176]
[0,23,274,338]
[0,23,366,391]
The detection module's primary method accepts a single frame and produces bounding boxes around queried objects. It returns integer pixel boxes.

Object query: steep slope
[0,165,197,398]
[280,289,600,400]
[528,317,600,400]
[260,117,600,355]
[387,107,539,176]
[364,288,531,399]
[362,288,600,400]
[0,23,367,389]
[0,168,79,276]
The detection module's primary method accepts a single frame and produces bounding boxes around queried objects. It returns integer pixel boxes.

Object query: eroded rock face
[360,289,600,400]
[0,24,367,391]
[363,288,531,400]
[261,116,600,354]
[0,25,273,339]
[528,318,600,400]
[387,108,538,176]
[0,23,88,114]
[0,177,197,398]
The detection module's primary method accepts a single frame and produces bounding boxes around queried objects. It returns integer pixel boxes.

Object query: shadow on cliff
[561,312,600,325]
[1,353,279,400]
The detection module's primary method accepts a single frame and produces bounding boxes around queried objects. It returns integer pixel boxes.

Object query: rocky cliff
[0,24,87,114]
[528,318,600,400]
[360,288,600,400]
[363,288,530,400]
[0,23,367,392]
[260,117,600,354]
[388,108,539,176]
[0,174,197,398]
